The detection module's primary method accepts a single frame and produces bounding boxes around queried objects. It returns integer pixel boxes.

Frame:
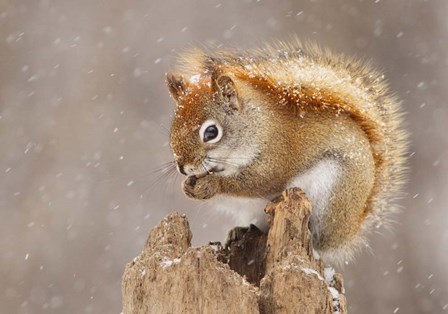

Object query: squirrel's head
[166,72,261,177]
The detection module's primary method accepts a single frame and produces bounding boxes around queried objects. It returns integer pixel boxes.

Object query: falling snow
[0,1,446,314]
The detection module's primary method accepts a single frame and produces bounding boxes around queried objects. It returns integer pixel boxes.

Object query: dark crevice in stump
[216,224,268,286]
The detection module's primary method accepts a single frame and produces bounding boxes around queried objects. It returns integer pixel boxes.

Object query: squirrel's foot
[182,175,219,200]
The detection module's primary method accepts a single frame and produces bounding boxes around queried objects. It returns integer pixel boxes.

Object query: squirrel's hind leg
[287,157,375,266]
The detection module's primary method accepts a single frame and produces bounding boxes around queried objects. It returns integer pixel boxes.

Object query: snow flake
[190,74,201,83]
[301,267,324,281]
[160,257,181,268]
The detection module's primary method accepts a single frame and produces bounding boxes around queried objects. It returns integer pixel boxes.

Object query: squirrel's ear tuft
[215,74,241,111]
[166,72,186,102]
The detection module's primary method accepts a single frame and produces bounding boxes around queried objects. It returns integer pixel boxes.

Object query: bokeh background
[1,0,447,313]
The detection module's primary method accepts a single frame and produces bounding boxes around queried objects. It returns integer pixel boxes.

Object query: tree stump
[122,188,347,313]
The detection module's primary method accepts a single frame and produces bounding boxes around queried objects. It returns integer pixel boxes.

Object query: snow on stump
[121,188,347,314]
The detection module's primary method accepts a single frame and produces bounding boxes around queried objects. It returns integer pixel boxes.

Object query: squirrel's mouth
[177,158,227,178]
[195,166,224,178]
[185,163,225,178]
[210,166,224,174]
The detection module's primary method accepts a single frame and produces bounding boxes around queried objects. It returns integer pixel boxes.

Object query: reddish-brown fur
[166,40,408,264]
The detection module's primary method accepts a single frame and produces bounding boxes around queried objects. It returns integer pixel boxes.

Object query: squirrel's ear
[166,72,186,102]
[215,74,241,111]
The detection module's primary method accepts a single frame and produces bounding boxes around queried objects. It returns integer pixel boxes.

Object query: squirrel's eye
[204,125,218,141]
[199,120,223,144]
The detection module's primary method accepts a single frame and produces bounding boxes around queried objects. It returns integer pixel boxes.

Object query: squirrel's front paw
[182,175,219,200]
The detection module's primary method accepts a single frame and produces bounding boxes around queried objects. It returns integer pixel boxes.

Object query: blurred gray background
[1,0,447,313]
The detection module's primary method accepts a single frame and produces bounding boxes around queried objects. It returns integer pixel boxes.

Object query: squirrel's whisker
[138,165,179,198]
[206,157,240,167]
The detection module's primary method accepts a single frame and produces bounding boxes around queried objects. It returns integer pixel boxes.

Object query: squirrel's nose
[177,164,187,175]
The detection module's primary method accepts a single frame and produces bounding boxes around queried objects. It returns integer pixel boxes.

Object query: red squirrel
[166,40,408,265]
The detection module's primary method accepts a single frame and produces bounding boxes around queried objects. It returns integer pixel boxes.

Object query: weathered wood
[122,188,347,314]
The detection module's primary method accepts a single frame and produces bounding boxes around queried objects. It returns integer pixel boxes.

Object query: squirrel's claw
[182,175,218,200]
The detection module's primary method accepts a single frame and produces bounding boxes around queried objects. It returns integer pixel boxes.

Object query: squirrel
[165,39,408,265]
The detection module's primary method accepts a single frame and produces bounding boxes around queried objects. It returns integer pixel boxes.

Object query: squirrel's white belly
[211,195,270,232]
[287,159,340,235]
[212,159,340,236]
